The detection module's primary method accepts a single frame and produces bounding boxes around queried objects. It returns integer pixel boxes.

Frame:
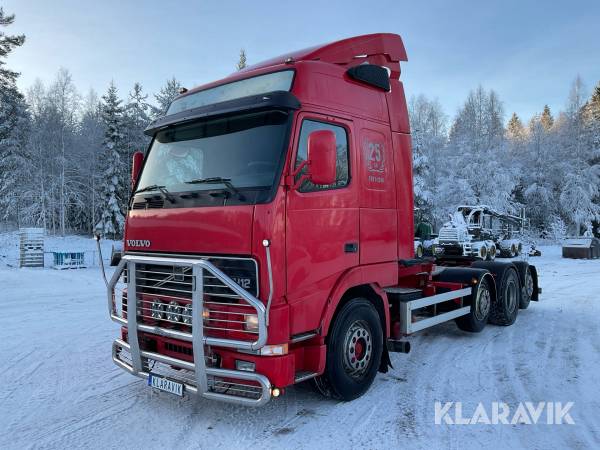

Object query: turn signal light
[259,344,288,356]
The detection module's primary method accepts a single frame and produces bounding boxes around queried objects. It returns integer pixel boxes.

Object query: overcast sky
[4,0,600,121]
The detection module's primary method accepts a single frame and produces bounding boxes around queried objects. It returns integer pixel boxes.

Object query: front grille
[118,255,260,339]
[438,227,459,242]
[164,341,193,357]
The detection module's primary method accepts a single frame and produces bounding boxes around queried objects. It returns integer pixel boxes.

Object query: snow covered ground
[1,236,599,449]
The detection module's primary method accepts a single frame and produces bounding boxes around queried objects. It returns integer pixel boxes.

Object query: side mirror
[307,130,337,185]
[131,151,144,188]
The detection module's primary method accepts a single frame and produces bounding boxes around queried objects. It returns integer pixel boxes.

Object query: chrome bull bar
[108,254,271,406]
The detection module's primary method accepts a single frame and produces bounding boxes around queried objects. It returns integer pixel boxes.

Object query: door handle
[344,242,358,253]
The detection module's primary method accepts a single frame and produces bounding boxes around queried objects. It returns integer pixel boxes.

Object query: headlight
[150,299,164,319]
[244,313,259,332]
[166,301,182,322]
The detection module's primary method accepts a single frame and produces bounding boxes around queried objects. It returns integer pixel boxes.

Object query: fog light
[235,360,256,372]
[244,313,259,332]
[272,387,281,397]
[181,304,192,324]
[150,299,164,320]
[166,301,182,322]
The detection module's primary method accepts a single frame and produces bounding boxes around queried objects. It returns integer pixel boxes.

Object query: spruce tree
[237,49,247,70]
[0,8,29,224]
[507,112,525,141]
[153,77,182,117]
[124,82,151,197]
[540,105,554,130]
[96,82,125,238]
[0,8,25,92]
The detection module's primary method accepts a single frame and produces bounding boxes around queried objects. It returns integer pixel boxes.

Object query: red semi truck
[104,33,540,406]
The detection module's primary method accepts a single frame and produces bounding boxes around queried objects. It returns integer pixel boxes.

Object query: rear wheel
[489,267,519,326]
[455,276,492,332]
[314,298,383,401]
[519,266,534,309]
[477,246,488,260]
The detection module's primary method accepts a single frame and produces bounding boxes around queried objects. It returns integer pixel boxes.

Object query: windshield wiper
[184,177,245,201]
[134,184,176,204]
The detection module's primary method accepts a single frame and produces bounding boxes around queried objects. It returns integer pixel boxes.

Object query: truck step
[384,287,423,302]
[294,371,318,383]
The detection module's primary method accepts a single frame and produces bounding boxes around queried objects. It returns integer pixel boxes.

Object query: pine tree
[0,8,29,225]
[582,81,600,160]
[96,82,125,237]
[0,8,25,92]
[540,105,554,130]
[153,77,182,117]
[237,49,247,71]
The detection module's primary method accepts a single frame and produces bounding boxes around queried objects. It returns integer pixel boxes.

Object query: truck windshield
[137,110,291,197]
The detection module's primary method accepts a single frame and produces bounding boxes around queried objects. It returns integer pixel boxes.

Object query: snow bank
[0,243,599,449]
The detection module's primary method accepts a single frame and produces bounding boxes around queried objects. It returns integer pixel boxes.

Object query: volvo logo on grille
[127,239,151,248]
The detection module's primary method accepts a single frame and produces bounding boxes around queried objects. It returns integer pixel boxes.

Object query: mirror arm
[288,160,311,190]
[290,159,309,178]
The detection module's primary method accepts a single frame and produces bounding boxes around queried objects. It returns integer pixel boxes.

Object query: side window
[294,119,349,193]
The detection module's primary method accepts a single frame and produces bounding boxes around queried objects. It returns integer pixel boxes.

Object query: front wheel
[314,298,383,401]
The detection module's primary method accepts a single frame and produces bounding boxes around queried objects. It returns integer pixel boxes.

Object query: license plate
[148,374,184,397]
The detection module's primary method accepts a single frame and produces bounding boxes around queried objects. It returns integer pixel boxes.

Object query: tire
[455,276,492,332]
[486,245,496,261]
[416,243,424,258]
[519,266,534,309]
[314,298,383,401]
[489,267,519,326]
[476,246,487,260]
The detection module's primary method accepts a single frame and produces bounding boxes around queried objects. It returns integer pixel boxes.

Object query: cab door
[285,112,359,334]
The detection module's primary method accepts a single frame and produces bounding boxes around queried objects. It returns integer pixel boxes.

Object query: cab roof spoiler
[241,33,408,79]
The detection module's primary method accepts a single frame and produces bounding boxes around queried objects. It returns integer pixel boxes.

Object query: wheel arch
[321,283,390,341]
[433,266,498,306]
[512,262,539,301]
[471,260,521,303]
[320,276,392,373]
